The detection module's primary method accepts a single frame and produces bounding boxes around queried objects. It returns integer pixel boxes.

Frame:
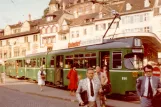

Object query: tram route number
[122,77,127,80]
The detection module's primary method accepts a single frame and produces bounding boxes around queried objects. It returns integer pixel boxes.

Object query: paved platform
[0,76,140,107]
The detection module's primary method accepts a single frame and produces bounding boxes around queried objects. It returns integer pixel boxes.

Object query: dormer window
[47,16,53,22]
[144,0,150,7]
[126,3,132,11]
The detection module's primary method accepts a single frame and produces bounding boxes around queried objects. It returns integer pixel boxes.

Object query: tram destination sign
[68,37,102,48]
[132,49,143,53]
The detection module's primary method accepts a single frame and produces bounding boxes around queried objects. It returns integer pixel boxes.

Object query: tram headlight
[132,71,138,77]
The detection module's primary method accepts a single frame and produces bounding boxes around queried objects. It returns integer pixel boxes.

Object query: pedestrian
[37,66,46,91]
[67,64,78,96]
[100,65,109,107]
[76,67,101,107]
[1,72,5,84]
[136,64,161,107]
[94,66,102,82]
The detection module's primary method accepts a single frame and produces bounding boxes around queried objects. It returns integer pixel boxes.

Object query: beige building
[0,0,161,61]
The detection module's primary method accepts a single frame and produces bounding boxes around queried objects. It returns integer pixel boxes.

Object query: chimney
[63,1,66,10]
[81,0,84,3]
[28,14,31,21]
[74,11,78,18]
[74,0,77,4]
[18,21,21,24]
[99,12,103,19]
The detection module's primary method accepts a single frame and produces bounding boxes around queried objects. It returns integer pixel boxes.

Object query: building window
[0,41,2,47]
[144,0,150,7]
[95,25,98,31]
[144,26,151,32]
[14,48,19,57]
[109,22,119,29]
[0,52,2,58]
[33,35,38,42]
[22,49,26,56]
[6,40,9,45]
[76,31,79,37]
[42,28,46,34]
[24,37,28,43]
[47,16,53,22]
[43,36,56,45]
[60,34,67,40]
[71,31,74,38]
[126,3,132,11]
[13,29,21,34]
[144,13,149,21]
[47,27,51,34]
[84,29,87,35]
[103,23,106,30]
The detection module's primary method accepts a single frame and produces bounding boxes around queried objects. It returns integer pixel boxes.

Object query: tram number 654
[122,77,127,80]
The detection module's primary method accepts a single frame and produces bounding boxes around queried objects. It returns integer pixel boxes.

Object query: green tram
[5,33,161,95]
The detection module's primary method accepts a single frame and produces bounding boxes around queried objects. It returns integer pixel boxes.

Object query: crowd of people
[37,63,161,107]
[66,65,110,107]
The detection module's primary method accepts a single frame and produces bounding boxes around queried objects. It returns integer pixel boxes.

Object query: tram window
[112,52,122,69]
[31,59,36,67]
[84,58,96,68]
[124,53,143,70]
[65,55,73,68]
[17,60,23,67]
[26,59,31,67]
[85,54,90,57]
[74,54,79,58]
[79,54,84,57]
[50,56,54,67]
[73,59,84,68]
[66,55,73,59]
[40,57,46,66]
[91,53,96,57]
[65,59,73,68]
[37,58,40,67]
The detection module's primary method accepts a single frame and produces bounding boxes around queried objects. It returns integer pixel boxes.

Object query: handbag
[40,71,45,80]
[102,83,111,94]
[79,90,88,106]
[152,91,161,107]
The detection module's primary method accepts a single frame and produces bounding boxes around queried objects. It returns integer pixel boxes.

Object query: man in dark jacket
[136,64,161,107]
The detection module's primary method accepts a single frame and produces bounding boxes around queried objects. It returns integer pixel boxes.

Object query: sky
[0,0,50,29]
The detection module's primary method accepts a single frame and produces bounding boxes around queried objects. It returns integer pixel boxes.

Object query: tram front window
[124,53,143,70]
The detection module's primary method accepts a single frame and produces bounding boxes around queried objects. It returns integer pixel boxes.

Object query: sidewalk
[0,76,140,107]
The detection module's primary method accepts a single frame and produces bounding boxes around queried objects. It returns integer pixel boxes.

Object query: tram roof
[108,32,161,52]
[25,52,46,58]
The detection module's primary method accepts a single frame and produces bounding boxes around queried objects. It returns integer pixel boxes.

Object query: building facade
[0,0,161,61]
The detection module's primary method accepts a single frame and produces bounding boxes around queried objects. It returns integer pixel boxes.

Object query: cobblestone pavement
[0,87,78,107]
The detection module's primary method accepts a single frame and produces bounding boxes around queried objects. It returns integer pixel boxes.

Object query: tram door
[54,55,64,86]
[100,51,110,82]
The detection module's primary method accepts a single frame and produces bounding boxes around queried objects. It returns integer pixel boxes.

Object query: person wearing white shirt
[76,68,101,107]
[136,65,161,107]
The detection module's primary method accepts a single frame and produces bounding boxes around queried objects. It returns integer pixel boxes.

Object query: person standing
[67,65,78,96]
[37,66,46,91]
[76,68,101,107]
[100,65,109,107]
[136,64,161,107]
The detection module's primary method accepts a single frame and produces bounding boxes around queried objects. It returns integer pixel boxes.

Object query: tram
[4,32,161,95]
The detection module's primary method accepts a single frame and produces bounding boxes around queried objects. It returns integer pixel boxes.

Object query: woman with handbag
[37,66,46,91]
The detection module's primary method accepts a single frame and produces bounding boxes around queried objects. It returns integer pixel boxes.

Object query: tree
[42,7,49,18]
